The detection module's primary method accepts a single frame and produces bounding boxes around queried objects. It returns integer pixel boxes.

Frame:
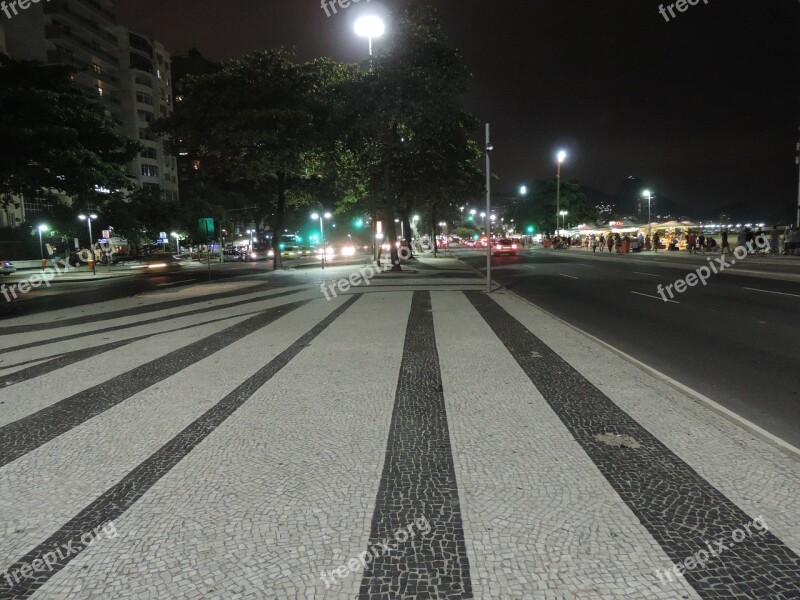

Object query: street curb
[456,251,800,462]
[520,297,800,462]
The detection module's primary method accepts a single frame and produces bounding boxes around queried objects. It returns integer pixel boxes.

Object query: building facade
[117,30,178,201]
[0,0,177,226]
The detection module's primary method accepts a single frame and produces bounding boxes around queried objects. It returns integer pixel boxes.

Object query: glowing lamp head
[557,150,567,164]
[354,16,385,39]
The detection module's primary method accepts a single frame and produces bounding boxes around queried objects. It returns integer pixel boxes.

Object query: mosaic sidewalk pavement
[0,266,798,599]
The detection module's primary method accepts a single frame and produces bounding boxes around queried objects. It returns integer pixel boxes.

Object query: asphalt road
[457,247,800,448]
[0,253,367,319]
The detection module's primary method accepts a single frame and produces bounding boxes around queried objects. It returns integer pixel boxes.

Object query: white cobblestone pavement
[0,262,797,599]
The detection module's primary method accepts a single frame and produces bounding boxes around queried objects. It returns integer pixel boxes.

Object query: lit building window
[191,160,201,171]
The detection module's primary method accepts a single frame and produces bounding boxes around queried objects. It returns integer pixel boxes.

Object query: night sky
[115,0,800,223]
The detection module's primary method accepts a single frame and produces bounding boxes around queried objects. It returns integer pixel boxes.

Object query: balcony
[44,1,117,45]
[45,22,120,67]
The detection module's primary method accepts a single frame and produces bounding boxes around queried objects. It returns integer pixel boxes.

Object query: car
[0,261,16,275]
[494,239,519,255]
[223,248,247,262]
[137,252,183,271]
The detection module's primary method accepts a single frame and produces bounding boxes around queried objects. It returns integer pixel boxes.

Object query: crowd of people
[571,226,800,256]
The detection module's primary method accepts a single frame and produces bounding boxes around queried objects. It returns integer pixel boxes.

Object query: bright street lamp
[559,210,568,234]
[642,190,653,244]
[354,16,385,56]
[555,150,567,237]
[37,224,48,266]
[311,211,332,268]
[78,213,98,275]
[519,185,528,196]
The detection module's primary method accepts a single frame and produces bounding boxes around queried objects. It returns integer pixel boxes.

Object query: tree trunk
[402,211,413,258]
[272,170,286,270]
[385,206,400,271]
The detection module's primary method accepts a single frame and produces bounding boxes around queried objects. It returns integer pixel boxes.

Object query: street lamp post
[354,16,385,56]
[171,232,180,255]
[555,150,567,237]
[37,224,48,268]
[559,210,568,235]
[485,123,493,293]
[642,190,653,247]
[78,213,98,275]
[311,211,331,268]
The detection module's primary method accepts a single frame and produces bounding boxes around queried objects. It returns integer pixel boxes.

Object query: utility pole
[796,128,800,227]
[485,123,492,293]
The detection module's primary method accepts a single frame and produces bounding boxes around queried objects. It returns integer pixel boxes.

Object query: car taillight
[511,244,517,249]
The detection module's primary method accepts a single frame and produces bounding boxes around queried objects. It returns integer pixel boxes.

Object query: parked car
[0,260,15,275]
[493,238,519,256]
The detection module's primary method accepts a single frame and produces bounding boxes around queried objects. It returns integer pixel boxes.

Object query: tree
[102,187,181,257]
[507,179,594,234]
[0,55,138,208]
[153,50,351,269]
[335,6,483,268]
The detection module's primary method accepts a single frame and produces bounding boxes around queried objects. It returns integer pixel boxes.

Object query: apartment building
[0,0,178,225]
[117,30,179,201]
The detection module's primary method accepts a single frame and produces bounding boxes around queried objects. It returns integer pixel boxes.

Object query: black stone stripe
[0,281,289,335]
[0,299,310,468]
[359,290,472,599]
[0,308,268,388]
[1,288,302,355]
[466,291,800,599]
[0,294,360,599]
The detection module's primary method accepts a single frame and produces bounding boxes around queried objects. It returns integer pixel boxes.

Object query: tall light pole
[354,16,385,57]
[642,190,653,244]
[78,213,98,275]
[556,150,567,237]
[796,129,800,226]
[37,224,48,268]
[559,210,568,234]
[171,232,180,255]
[485,123,493,293]
[311,211,331,268]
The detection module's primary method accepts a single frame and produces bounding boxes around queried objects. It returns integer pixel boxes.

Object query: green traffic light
[526,225,535,234]
[354,219,364,229]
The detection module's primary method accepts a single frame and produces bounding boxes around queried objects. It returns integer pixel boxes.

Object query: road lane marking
[743,287,800,299]
[156,280,197,287]
[630,291,679,304]
[559,274,579,280]
[633,272,663,278]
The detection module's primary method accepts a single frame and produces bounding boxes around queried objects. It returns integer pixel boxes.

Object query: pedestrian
[615,232,622,253]
[653,232,660,253]
[590,234,598,253]
[599,234,606,252]
[721,229,730,254]
[607,235,614,253]
[698,234,706,254]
